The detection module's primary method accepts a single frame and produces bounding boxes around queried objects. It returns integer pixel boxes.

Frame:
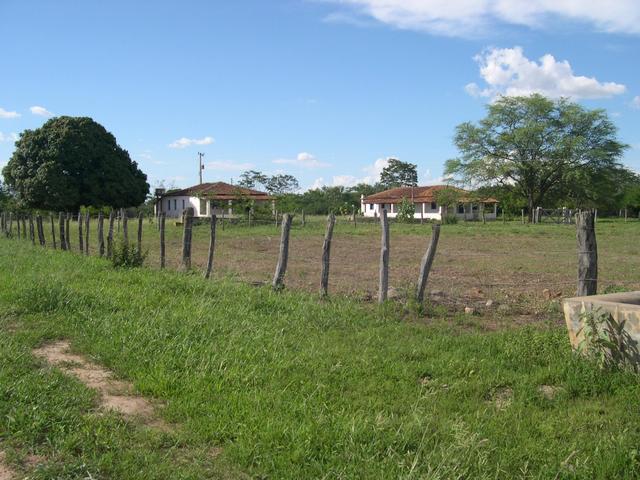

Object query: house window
[173,199,177,210]
[431,202,436,210]
[415,203,422,213]
[369,204,374,210]
[458,204,464,214]
[166,199,170,211]
[381,203,386,210]
[182,199,185,209]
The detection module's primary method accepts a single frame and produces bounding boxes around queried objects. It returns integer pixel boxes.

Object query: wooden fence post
[272,213,292,290]
[353,206,357,229]
[50,214,57,249]
[378,209,390,303]
[107,210,115,258]
[16,214,21,239]
[59,212,67,251]
[160,212,166,269]
[21,217,26,240]
[625,208,628,222]
[521,209,525,224]
[576,210,597,296]
[122,209,128,246]
[117,210,121,233]
[84,213,90,255]
[181,207,194,271]
[204,213,217,279]
[29,216,35,245]
[65,213,71,250]
[36,215,45,246]
[320,213,336,297]
[8,213,13,237]
[415,224,441,304]
[97,212,104,257]
[137,212,143,253]
[221,209,225,231]
[77,211,83,252]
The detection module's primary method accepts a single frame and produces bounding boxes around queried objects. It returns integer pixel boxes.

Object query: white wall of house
[156,195,234,218]
[360,200,497,221]
[156,196,273,219]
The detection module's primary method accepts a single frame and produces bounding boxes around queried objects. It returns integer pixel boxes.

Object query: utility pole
[198,152,205,184]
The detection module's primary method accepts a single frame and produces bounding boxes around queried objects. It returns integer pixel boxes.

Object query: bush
[111,242,146,269]
[395,197,415,223]
[442,215,458,224]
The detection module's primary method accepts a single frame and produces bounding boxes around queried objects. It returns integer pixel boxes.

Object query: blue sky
[1,0,639,191]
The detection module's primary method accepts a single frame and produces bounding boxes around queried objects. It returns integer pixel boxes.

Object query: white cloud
[168,136,214,149]
[30,105,53,117]
[0,132,18,143]
[205,160,254,171]
[466,47,626,100]
[0,107,20,119]
[327,0,640,36]
[310,177,326,189]
[273,152,331,168]
[632,96,640,109]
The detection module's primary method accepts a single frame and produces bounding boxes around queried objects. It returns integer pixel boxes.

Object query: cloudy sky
[1,0,639,191]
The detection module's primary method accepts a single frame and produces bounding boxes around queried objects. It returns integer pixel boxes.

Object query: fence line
[0,208,625,304]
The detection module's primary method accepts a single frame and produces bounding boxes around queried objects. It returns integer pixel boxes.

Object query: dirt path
[0,452,14,480]
[32,341,169,430]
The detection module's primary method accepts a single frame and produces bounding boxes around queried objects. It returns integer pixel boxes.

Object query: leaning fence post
[77,211,83,252]
[320,213,336,297]
[204,213,217,279]
[137,212,143,253]
[107,210,115,258]
[84,213,90,255]
[272,213,292,290]
[59,212,67,251]
[36,215,45,246]
[378,209,390,303]
[160,212,166,269]
[50,214,57,249]
[415,224,441,304]
[576,210,597,296]
[181,207,194,271]
[97,212,104,257]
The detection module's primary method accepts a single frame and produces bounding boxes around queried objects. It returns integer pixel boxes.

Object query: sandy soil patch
[0,451,14,480]
[32,341,166,429]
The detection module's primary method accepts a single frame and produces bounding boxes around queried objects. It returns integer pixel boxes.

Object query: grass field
[1,229,640,478]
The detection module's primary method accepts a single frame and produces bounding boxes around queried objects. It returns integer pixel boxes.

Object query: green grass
[1,238,639,478]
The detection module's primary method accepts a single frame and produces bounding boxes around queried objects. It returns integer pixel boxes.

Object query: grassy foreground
[0,239,639,479]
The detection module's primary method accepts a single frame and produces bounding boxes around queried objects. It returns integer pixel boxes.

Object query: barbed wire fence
[0,208,633,305]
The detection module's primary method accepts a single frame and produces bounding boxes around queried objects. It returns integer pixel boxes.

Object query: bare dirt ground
[0,452,13,480]
[32,341,168,430]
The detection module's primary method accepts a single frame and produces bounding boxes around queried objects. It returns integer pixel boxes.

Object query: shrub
[111,242,146,269]
[395,197,415,223]
[442,215,458,224]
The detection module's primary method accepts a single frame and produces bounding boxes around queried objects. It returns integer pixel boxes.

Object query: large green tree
[2,116,149,211]
[445,94,628,218]
[237,170,299,195]
[379,158,418,188]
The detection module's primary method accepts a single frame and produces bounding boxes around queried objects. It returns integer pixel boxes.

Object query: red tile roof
[362,185,497,204]
[162,182,272,201]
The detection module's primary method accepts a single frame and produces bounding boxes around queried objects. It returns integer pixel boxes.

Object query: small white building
[155,182,272,219]
[361,185,498,221]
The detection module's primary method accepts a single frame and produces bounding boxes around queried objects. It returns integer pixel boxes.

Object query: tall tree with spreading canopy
[379,158,418,188]
[237,170,299,195]
[445,94,628,219]
[2,116,149,211]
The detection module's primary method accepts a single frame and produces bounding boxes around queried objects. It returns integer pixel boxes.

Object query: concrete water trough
[563,292,640,367]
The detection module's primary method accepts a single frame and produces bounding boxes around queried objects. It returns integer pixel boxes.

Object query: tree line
[2,95,639,218]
